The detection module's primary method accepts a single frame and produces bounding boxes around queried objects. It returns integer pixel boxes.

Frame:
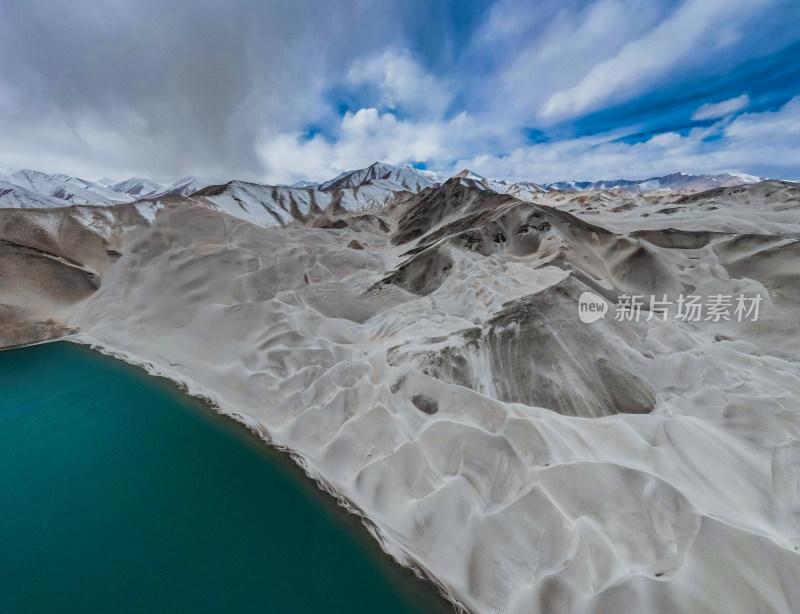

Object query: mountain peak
[110,177,164,197]
[450,168,491,189]
[152,176,216,197]
[0,167,134,207]
[318,162,437,192]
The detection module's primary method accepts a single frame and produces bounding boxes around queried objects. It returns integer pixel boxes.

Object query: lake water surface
[0,341,450,613]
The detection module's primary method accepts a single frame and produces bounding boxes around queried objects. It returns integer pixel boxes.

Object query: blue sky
[1,0,798,183]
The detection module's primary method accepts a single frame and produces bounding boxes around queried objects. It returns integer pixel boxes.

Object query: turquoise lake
[0,341,450,614]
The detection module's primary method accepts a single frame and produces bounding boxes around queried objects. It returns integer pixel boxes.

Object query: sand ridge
[1,180,800,613]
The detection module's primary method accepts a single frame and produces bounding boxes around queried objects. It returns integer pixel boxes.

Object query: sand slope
[2,180,799,613]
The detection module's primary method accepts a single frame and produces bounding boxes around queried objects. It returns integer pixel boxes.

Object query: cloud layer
[691,95,751,121]
[0,0,798,183]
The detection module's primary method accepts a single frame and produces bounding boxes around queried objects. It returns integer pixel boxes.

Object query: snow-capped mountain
[319,162,437,192]
[0,164,770,212]
[542,180,593,191]
[450,169,549,195]
[451,168,491,189]
[0,179,70,209]
[0,168,135,208]
[541,172,764,193]
[190,177,410,227]
[503,181,548,199]
[290,180,321,189]
[110,177,164,197]
[150,176,216,198]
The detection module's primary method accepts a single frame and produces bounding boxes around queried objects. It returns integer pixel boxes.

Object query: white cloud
[454,96,800,182]
[691,94,750,120]
[469,0,668,128]
[1,0,795,185]
[257,108,472,184]
[346,49,452,116]
[0,0,457,181]
[257,97,800,184]
[538,0,770,120]
[257,48,464,184]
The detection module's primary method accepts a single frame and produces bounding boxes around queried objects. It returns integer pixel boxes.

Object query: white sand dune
[1,179,799,613]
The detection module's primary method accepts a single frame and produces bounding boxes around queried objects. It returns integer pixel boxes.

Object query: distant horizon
[0,162,778,191]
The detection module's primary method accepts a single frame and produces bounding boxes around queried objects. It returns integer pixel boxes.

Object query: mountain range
[0,162,766,213]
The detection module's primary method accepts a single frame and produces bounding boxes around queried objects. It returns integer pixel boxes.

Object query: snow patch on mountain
[0,180,68,209]
[320,162,436,192]
[0,168,134,207]
[540,172,767,194]
[151,176,216,198]
[289,180,321,189]
[110,177,164,197]
[189,179,405,227]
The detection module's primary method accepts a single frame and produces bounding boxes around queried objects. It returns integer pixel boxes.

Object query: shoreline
[49,333,468,614]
